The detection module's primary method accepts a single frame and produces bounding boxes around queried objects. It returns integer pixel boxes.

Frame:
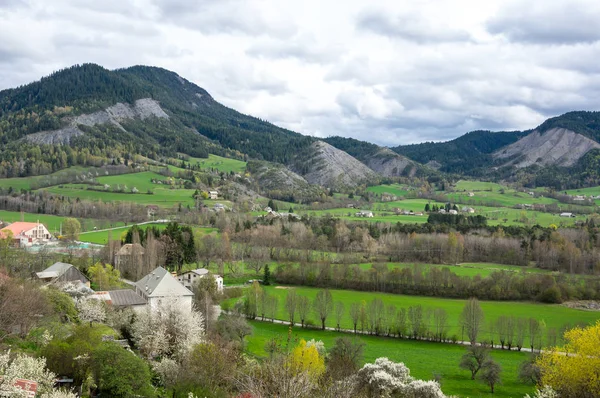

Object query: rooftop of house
[35,262,74,279]
[136,266,193,298]
[0,222,44,238]
[116,243,146,256]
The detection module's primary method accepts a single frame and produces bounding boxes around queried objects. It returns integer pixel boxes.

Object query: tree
[91,342,155,398]
[518,355,542,385]
[326,337,365,380]
[313,289,333,330]
[216,315,252,346]
[290,339,326,382]
[0,350,56,396]
[296,295,310,328]
[77,298,106,327]
[88,262,122,290]
[267,199,277,211]
[537,320,600,397]
[132,298,204,360]
[479,359,501,393]
[349,302,360,333]
[263,264,271,285]
[193,274,219,330]
[284,288,298,325]
[334,301,345,331]
[460,298,484,344]
[63,217,81,241]
[459,344,490,380]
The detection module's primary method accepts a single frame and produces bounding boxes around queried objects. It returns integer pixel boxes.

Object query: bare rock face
[294,141,379,188]
[493,127,600,168]
[24,98,169,145]
[363,148,416,177]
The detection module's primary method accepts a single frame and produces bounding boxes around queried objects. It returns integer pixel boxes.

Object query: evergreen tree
[263,264,271,286]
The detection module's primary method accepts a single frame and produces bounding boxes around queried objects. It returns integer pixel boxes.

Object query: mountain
[392,130,529,175]
[0,63,384,189]
[324,136,424,177]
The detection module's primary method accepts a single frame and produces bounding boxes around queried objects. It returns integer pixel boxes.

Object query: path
[80,219,171,235]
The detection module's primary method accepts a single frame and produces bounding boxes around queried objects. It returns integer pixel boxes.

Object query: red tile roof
[0,222,42,238]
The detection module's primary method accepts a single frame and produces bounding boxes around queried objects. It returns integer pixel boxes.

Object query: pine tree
[263,264,271,285]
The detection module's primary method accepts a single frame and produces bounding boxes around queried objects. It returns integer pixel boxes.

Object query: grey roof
[35,262,73,279]
[108,289,147,306]
[189,268,209,276]
[117,243,145,256]
[136,266,193,298]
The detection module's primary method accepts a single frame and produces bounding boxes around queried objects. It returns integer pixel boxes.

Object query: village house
[448,209,458,215]
[209,190,218,200]
[146,205,159,219]
[414,212,424,216]
[573,195,586,201]
[177,268,224,291]
[467,192,475,197]
[560,212,575,218]
[135,266,194,310]
[438,209,447,214]
[114,243,145,268]
[35,262,90,287]
[213,203,226,212]
[0,222,52,247]
[355,210,374,218]
[462,206,475,213]
[381,193,397,202]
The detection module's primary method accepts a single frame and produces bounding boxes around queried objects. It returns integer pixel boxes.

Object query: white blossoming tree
[0,350,56,397]
[525,386,559,398]
[355,357,447,398]
[132,298,204,360]
[76,298,106,326]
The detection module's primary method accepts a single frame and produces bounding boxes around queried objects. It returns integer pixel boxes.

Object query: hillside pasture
[366,184,411,198]
[247,321,532,398]
[0,210,124,234]
[175,154,247,174]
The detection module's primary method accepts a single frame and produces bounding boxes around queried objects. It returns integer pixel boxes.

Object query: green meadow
[247,321,533,398]
[78,224,219,244]
[238,285,600,345]
[0,210,124,234]
[366,183,411,197]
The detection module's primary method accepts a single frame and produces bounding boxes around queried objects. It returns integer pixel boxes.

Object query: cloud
[487,1,600,44]
[1,0,600,149]
[357,9,472,43]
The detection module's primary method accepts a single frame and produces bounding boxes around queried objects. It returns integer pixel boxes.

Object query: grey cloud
[246,40,341,64]
[487,2,600,44]
[357,9,471,43]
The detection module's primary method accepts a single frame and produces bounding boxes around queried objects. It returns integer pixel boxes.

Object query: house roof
[136,266,193,298]
[0,222,42,238]
[116,243,145,256]
[35,262,73,279]
[109,289,147,306]
[181,268,209,277]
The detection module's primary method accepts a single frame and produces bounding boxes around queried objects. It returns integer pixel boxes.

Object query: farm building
[560,212,575,218]
[177,268,224,291]
[209,190,218,199]
[135,266,194,311]
[90,289,147,312]
[146,205,159,218]
[114,243,145,268]
[355,211,374,218]
[35,262,90,287]
[0,222,52,247]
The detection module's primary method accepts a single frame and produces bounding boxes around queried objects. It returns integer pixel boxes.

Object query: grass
[0,166,91,191]
[78,224,218,244]
[238,285,600,345]
[0,210,124,234]
[354,262,553,278]
[366,184,411,197]
[247,321,533,398]
[179,154,247,174]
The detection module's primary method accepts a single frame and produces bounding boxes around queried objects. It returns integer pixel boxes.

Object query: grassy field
[0,166,90,191]
[240,285,600,345]
[354,262,553,278]
[0,210,124,234]
[367,184,411,197]
[78,224,219,244]
[247,321,533,398]
[454,180,506,192]
[172,154,247,174]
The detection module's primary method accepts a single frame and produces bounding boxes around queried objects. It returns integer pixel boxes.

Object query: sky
[1,0,600,146]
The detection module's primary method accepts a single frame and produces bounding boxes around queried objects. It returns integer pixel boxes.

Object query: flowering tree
[0,350,56,397]
[132,298,204,360]
[290,339,326,382]
[355,357,447,398]
[76,298,106,326]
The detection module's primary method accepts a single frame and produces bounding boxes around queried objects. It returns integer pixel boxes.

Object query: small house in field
[449,209,458,215]
[146,205,159,218]
[467,192,475,197]
[135,267,194,311]
[35,262,90,287]
[209,190,218,200]
[462,206,475,213]
[177,268,224,291]
[560,212,575,218]
[0,222,52,247]
[355,211,374,218]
